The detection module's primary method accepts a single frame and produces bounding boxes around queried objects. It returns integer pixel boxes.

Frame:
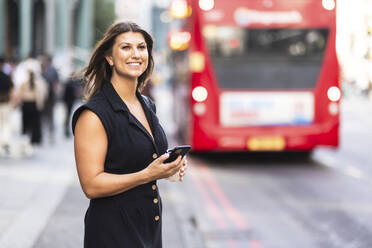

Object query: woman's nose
[132,48,140,58]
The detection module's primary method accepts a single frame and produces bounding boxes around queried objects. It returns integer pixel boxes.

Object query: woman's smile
[126,61,142,69]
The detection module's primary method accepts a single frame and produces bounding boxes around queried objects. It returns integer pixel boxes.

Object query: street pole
[45,0,56,55]
[75,0,94,65]
[0,0,5,56]
[20,0,32,59]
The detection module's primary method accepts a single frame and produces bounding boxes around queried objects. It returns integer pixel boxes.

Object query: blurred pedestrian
[63,75,79,137]
[41,55,59,143]
[13,56,41,89]
[14,70,47,145]
[72,22,188,247]
[1,57,15,76]
[0,56,14,154]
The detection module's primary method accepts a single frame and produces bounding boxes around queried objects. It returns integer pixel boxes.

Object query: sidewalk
[0,125,203,248]
[0,137,76,248]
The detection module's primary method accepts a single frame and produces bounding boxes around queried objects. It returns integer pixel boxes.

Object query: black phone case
[163,145,191,163]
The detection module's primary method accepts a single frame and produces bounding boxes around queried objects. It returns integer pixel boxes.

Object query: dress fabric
[72,82,168,248]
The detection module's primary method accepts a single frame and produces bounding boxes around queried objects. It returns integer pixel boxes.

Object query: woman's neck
[110,73,138,103]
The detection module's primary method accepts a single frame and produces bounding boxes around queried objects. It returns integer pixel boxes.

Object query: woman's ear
[105,56,114,67]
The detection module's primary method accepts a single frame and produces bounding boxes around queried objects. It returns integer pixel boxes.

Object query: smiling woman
[72,22,188,248]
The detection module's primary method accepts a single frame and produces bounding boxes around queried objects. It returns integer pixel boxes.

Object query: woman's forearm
[81,170,152,199]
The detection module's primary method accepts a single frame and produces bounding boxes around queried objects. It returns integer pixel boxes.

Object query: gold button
[153,198,158,204]
[152,184,157,190]
[155,215,160,221]
[152,153,158,159]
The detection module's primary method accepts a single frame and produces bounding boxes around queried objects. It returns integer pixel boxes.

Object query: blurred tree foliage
[94,0,115,44]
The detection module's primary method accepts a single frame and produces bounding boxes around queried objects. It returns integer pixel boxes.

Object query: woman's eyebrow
[119,41,146,45]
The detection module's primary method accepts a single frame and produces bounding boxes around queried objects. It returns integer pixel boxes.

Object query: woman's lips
[126,62,142,69]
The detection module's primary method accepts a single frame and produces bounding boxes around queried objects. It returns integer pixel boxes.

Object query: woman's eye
[121,46,130,50]
[138,46,146,49]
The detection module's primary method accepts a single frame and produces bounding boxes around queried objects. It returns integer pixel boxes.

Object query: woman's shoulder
[73,107,102,130]
[71,91,109,134]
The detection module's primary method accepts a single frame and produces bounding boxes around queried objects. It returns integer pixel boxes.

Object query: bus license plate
[247,137,286,151]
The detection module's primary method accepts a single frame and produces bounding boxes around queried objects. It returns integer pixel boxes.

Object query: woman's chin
[116,71,144,80]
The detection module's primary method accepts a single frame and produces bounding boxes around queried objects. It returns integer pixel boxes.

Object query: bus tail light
[328,102,339,115]
[199,0,214,11]
[192,86,208,102]
[193,103,206,115]
[322,0,335,11]
[327,86,341,102]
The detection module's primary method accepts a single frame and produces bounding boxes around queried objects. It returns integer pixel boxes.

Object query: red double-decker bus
[169,0,340,152]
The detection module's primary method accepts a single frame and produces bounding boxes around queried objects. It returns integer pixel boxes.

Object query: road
[0,97,371,248]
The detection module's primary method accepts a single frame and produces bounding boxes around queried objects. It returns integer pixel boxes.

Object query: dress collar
[102,81,144,113]
[101,81,157,146]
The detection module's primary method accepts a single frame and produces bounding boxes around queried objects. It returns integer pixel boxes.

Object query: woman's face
[106,31,149,80]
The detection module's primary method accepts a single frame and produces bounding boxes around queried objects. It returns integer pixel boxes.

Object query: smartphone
[163,145,191,163]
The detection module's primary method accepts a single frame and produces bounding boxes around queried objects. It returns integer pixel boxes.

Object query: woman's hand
[179,157,188,181]
[144,153,184,181]
[166,156,187,182]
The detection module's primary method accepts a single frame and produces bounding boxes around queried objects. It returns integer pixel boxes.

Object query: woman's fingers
[157,153,170,164]
[166,156,182,176]
[158,155,188,180]
[178,157,188,181]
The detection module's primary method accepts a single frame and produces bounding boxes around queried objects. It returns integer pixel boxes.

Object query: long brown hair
[28,71,35,90]
[82,22,154,101]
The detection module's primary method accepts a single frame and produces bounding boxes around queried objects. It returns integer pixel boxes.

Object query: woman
[63,73,79,137]
[16,70,47,144]
[72,22,187,247]
[0,57,14,153]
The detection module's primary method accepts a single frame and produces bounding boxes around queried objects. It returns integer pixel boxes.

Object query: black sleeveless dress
[72,82,168,248]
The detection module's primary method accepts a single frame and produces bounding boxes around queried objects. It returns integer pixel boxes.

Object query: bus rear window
[203,27,329,89]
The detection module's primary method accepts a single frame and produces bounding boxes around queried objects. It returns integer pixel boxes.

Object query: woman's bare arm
[11,83,24,108]
[74,109,183,199]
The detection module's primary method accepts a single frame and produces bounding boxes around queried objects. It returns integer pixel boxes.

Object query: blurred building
[114,0,153,32]
[336,0,372,95]
[0,0,94,67]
